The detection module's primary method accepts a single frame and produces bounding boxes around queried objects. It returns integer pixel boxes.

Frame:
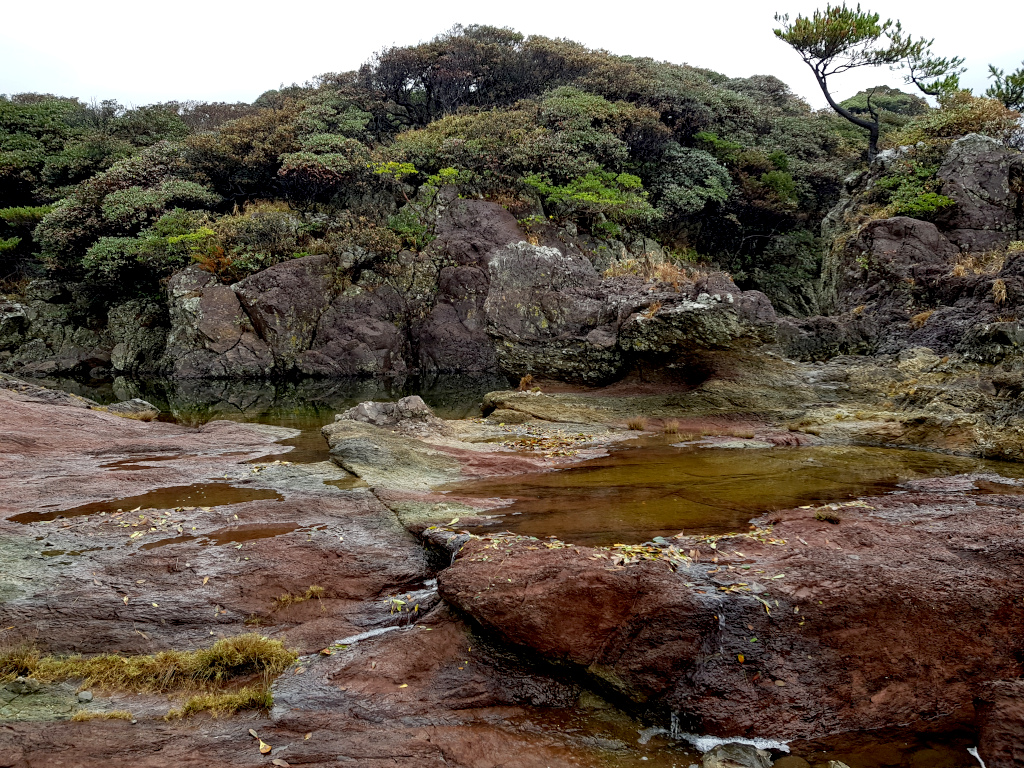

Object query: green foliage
[649,145,732,217]
[889,91,1023,147]
[0,26,872,303]
[986,61,1024,111]
[525,170,657,226]
[0,236,21,254]
[774,5,964,156]
[875,158,955,219]
[0,204,53,227]
[840,86,928,117]
[387,207,434,250]
[81,209,211,282]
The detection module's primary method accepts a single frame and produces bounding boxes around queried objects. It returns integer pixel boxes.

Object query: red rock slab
[438,488,1024,740]
[0,390,287,517]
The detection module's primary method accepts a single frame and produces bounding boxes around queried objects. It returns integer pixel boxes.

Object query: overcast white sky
[1,0,1022,110]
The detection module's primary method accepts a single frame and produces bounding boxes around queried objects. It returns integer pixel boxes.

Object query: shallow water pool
[445,441,1024,546]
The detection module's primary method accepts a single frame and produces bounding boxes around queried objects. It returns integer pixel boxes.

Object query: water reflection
[37,372,510,463]
[447,444,1024,546]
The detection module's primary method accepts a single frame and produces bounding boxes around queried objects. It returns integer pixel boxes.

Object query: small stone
[702,743,772,768]
[775,679,787,686]
[77,690,93,702]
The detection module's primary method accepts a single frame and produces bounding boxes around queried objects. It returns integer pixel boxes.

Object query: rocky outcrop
[2,195,783,385]
[439,482,1024,741]
[297,285,409,377]
[797,134,1024,362]
[976,680,1024,767]
[107,298,167,375]
[233,254,337,372]
[161,266,274,378]
[0,281,112,377]
[484,241,623,384]
[937,133,1024,251]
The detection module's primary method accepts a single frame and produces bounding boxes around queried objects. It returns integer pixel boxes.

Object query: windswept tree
[987,62,1024,111]
[774,4,964,159]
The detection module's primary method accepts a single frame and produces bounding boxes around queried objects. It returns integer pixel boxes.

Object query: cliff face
[0,198,776,386]
[785,133,1024,362]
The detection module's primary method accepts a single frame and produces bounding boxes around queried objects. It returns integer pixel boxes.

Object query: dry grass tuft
[662,419,680,435]
[273,585,326,611]
[952,250,1008,277]
[165,684,273,719]
[7,634,296,692]
[88,406,157,422]
[652,261,688,288]
[603,258,642,278]
[626,417,648,431]
[642,301,662,318]
[71,710,134,722]
[0,643,40,681]
[910,310,934,329]
[815,510,842,524]
[993,278,1008,305]
[518,374,534,391]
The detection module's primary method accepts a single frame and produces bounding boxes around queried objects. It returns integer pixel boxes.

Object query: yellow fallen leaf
[738,654,745,663]
[398,683,408,688]
[259,740,272,754]
[319,648,332,656]
[122,596,129,605]
[304,732,312,740]
[151,603,158,607]
[248,729,259,739]
[202,576,209,585]
[272,760,291,767]
[448,517,460,525]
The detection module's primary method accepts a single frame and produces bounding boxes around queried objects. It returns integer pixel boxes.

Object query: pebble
[77,690,93,702]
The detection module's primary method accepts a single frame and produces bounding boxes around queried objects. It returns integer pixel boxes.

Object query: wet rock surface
[439,483,1024,744]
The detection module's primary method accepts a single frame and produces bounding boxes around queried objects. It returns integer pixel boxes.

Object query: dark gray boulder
[233,254,336,372]
[937,133,1024,251]
[161,266,274,379]
[484,241,623,385]
[297,286,408,377]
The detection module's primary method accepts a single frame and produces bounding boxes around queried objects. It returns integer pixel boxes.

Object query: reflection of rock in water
[54,373,511,426]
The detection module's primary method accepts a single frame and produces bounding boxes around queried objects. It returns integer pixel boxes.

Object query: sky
[1,0,1022,110]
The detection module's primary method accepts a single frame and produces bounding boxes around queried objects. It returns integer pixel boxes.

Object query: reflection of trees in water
[39,372,512,426]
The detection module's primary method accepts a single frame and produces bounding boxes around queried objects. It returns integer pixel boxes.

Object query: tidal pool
[12,483,283,524]
[445,442,1024,546]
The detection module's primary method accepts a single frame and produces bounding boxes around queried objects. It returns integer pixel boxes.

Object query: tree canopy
[774,4,964,158]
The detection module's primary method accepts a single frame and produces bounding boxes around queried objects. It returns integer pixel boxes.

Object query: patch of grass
[951,250,1008,277]
[642,301,662,318]
[71,710,134,722]
[910,310,934,329]
[626,416,648,431]
[88,406,157,422]
[518,374,534,391]
[662,419,680,435]
[0,643,40,680]
[603,258,642,278]
[273,585,325,611]
[814,510,842,524]
[721,426,757,439]
[652,261,688,288]
[993,278,1008,305]
[15,634,296,692]
[165,684,273,719]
